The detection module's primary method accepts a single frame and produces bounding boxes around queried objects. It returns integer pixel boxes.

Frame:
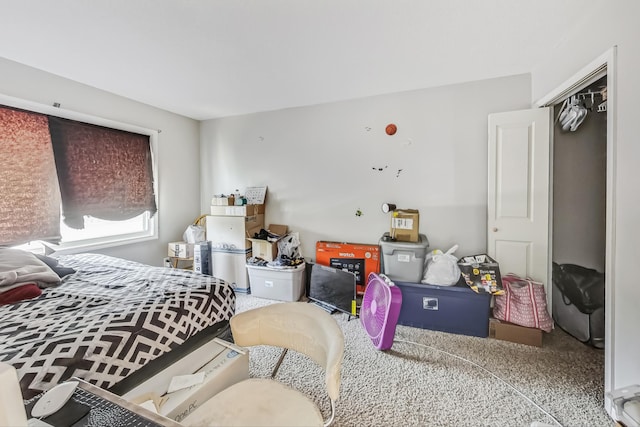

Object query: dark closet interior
[551,75,607,349]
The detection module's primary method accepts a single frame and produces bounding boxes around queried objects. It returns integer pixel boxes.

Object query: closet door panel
[488,107,551,305]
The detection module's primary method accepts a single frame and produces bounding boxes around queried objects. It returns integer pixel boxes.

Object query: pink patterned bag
[493,274,554,332]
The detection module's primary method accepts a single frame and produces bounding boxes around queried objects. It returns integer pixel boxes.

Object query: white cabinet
[205,214,263,250]
[205,213,264,293]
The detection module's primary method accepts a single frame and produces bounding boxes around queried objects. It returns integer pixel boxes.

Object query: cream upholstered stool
[0,362,28,426]
[182,302,344,427]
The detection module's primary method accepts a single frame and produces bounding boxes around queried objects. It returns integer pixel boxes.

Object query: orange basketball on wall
[385,124,397,135]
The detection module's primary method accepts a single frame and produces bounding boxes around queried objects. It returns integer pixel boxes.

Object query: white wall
[532,1,640,402]
[0,57,201,266]
[200,74,531,260]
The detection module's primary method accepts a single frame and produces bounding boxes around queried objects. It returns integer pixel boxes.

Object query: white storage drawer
[211,249,251,293]
[205,214,264,250]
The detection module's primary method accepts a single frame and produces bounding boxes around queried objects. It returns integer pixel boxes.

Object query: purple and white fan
[360,272,402,350]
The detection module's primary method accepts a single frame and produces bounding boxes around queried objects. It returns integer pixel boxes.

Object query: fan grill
[361,279,390,340]
[360,273,402,350]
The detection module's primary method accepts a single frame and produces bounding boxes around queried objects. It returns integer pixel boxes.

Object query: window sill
[49,234,158,255]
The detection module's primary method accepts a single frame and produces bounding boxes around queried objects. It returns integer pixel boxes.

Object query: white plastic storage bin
[379,234,430,283]
[246,263,305,301]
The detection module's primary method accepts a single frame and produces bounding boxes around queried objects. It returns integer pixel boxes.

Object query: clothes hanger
[556,98,570,125]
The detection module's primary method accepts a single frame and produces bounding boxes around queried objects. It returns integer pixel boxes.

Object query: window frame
[0,93,159,253]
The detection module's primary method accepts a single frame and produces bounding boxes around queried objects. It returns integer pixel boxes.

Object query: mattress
[0,253,235,399]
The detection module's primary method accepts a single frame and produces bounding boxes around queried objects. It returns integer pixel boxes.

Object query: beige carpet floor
[235,293,613,427]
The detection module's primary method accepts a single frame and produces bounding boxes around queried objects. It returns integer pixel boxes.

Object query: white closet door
[488,107,551,307]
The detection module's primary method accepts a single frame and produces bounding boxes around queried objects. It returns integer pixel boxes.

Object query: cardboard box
[247,224,288,262]
[395,281,492,337]
[266,224,288,236]
[249,239,278,261]
[316,241,380,294]
[193,242,211,275]
[246,263,305,301]
[488,317,543,347]
[168,241,193,258]
[391,209,420,242]
[122,338,249,423]
[210,204,265,217]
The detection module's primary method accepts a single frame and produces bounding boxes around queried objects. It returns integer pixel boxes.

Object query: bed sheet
[0,253,235,399]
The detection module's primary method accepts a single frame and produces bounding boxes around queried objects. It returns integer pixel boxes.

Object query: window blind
[0,106,62,245]
[48,117,157,229]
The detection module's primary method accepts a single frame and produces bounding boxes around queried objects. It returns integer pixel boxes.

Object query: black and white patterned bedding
[0,253,235,399]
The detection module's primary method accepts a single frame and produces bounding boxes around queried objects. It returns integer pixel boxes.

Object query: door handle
[492,227,498,232]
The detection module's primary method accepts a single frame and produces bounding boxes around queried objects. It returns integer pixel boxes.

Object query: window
[0,94,158,252]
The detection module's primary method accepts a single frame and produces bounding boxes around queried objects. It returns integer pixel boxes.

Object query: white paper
[167,372,206,394]
[138,400,159,413]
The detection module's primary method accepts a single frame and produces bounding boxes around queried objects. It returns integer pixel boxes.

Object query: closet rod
[573,88,605,99]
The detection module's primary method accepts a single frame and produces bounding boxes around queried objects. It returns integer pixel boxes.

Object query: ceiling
[1,1,598,121]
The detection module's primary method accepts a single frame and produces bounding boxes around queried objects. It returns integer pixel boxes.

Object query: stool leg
[271,349,288,379]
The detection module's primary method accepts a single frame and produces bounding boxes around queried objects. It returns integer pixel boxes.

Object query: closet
[550,76,607,348]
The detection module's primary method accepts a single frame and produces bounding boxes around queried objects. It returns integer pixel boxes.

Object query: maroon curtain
[48,117,157,229]
[0,106,62,245]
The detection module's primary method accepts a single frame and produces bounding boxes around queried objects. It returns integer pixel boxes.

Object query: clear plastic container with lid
[379,233,430,283]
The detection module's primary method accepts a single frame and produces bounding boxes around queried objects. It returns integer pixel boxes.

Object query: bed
[0,250,236,400]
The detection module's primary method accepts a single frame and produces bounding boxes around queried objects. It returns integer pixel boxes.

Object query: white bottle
[234,189,243,206]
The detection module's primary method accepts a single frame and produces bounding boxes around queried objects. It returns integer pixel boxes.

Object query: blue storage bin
[394,281,491,337]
